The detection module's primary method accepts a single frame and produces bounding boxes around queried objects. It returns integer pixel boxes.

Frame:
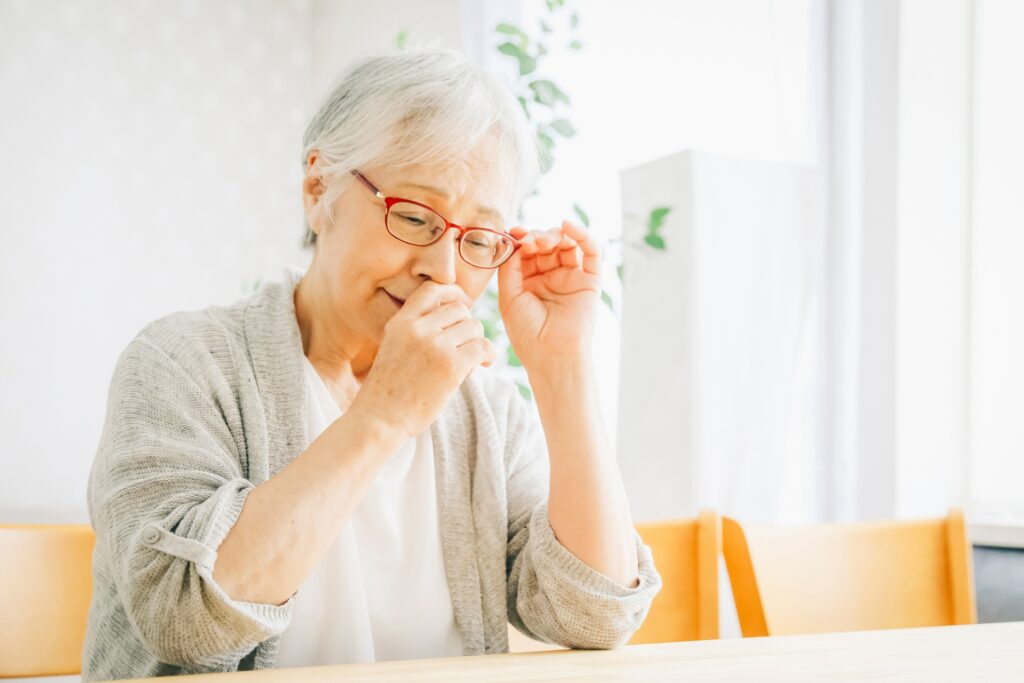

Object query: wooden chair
[0,524,95,677]
[722,510,977,637]
[507,511,721,652]
[630,511,720,643]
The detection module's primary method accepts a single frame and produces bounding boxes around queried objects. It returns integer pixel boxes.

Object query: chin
[372,317,391,344]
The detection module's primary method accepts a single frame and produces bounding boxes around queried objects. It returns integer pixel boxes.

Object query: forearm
[529,356,639,587]
[213,407,405,605]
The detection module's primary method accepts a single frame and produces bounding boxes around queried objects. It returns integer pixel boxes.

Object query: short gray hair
[300,48,540,248]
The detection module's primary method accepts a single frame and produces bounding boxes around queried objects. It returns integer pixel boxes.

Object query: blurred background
[1,0,1022,641]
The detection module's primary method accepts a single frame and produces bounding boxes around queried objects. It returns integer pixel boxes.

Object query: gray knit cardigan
[82,268,661,681]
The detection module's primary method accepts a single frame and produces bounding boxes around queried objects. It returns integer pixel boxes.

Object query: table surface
[124,621,1024,682]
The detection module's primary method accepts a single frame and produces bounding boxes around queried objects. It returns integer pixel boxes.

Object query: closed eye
[398,214,426,226]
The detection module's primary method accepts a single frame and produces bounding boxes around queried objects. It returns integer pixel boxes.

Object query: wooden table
[126,621,1024,682]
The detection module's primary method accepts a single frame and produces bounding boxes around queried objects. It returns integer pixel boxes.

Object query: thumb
[498,230,527,299]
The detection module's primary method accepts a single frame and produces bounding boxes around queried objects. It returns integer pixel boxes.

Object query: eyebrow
[398,182,505,224]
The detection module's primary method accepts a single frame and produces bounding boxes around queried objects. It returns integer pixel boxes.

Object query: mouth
[384,290,406,308]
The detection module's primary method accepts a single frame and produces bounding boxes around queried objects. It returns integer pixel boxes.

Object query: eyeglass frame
[350,170,521,269]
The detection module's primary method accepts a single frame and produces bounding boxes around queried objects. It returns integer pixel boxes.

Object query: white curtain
[479,0,1024,526]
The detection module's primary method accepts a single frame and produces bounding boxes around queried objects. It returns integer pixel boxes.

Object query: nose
[412,226,460,285]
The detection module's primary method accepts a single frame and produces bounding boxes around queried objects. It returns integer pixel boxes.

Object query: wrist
[341,399,410,448]
[524,351,593,386]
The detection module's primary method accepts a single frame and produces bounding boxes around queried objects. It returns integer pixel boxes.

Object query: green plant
[615,206,672,283]
[482,2,586,399]
[494,2,581,176]
[643,207,671,250]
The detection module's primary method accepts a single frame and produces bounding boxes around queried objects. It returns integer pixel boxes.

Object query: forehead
[369,141,512,224]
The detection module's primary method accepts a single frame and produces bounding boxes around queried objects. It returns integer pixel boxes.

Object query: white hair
[300,47,540,247]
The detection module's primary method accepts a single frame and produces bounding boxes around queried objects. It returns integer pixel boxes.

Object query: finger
[560,220,601,275]
[559,245,582,269]
[420,301,470,330]
[498,247,524,294]
[519,253,540,279]
[518,228,573,260]
[534,229,562,252]
[456,336,496,372]
[534,230,577,267]
[401,281,471,317]
[517,232,540,257]
[537,249,560,273]
[443,316,485,347]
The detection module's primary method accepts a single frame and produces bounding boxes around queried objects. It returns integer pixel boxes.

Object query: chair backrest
[507,511,720,652]
[630,510,720,643]
[0,524,95,677]
[722,510,977,637]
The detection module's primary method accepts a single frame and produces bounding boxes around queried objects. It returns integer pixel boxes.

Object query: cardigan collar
[243,267,310,478]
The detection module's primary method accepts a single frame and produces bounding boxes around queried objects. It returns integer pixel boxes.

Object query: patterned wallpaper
[0,0,331,521]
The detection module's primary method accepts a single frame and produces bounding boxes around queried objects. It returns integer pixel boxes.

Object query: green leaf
[571,11,579,28]
[536,128,555,172]
[517,382,533,401]
[528,79,570,107]
[550,118,576,138]
[537,43,548,56]
[394,30,408,50]
[497,41,525,58]
[540,19,553,33]
[517,54,537,76]
[537,129,555,151]
[601,290,614,311]
[644,234,666,250]
[569,40,583,50]
[517,95,531,119]
[481,316,499,341]
[506,346,523,367]
[616,263,624,281]
[496,23,529,47]
[539,149,554,173]
[497,39,537,74]
[573,203,590,228]
[647,206,672,231]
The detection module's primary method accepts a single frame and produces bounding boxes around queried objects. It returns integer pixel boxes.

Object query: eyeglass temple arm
[351,170,385,200]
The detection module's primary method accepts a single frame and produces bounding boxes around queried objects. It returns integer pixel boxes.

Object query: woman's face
[302,141,512,347]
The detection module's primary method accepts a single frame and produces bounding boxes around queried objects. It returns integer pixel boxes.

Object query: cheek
[329,220,412,290]
[458,268,495,301]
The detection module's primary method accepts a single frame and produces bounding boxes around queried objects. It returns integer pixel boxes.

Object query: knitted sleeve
[86,335,291,672]
[503,389,662,649]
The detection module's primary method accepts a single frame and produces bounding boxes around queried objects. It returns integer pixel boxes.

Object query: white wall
[895,0,972,518]
[310,0,464,95]
[827,0,1024,522]
[0,0,464,524]
[969,0,1024,521]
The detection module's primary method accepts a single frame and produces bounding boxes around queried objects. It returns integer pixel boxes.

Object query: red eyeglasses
[351,170,520,269]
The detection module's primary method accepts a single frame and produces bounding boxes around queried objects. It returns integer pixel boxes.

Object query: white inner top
[273,357,463,667]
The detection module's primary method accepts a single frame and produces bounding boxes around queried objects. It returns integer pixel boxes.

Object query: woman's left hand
[498,220,601,372]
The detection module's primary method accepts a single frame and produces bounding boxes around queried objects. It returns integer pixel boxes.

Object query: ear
[302,152,327,235]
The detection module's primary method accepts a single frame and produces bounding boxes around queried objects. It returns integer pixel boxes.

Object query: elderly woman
[82,48,660,680]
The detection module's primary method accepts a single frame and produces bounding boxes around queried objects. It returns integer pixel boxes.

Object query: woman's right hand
[349,281,496,440]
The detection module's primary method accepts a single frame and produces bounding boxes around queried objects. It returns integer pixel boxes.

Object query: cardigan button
[142,526,161,545]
